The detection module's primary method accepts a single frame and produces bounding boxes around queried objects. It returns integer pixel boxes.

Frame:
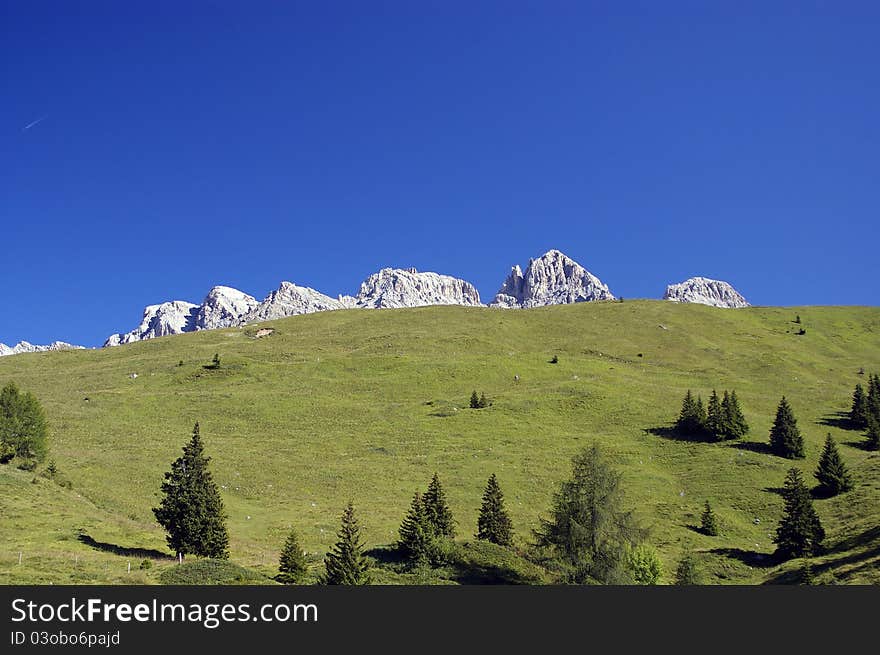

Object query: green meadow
[1,301,878,584]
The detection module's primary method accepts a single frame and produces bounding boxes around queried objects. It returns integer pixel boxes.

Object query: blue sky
[3,1,878,347]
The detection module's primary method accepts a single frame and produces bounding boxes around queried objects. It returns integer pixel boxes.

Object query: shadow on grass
[710,547,778,569]
[77,533,172,560]
[762,486,786,497]
[842,439,876,452]
[644,426,713,443]
[816,412,855,430]
[728,441,775,455]
[364,545,408,567]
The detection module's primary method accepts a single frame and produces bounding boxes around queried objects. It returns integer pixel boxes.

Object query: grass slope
[1,301,878,584]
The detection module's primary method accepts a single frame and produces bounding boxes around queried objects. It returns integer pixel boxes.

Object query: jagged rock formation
[239,281,346,323]
[353,267,482,308]
[663,277,750,309]
[490,249,615,308]
[663,277,750,308]
[104,300,199,347]
[0,341,84,357]
[195,286,259,330]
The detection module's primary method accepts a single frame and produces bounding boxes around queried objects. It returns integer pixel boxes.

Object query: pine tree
[0,382,49,464]
[478,392,489,409]
[277,527,308,584]
[423,472,456,539]
[477,474,514,547]
[152,423,229,559]
[774,468,825,560]
[674,552,701,585]
[470,390,480,409]
[321,502,371,585]
[398,492,432,565]
[700,501,719,536]
[705,390,723,441]
[850,384,868,429]
[865,414,880,451]
[769,396,805,459]
[814,434,853,496]
[676,390,706,437]
[211,353,221,368]
[722,391,749,439]
[868,374,880,424]
[534,444,646,584]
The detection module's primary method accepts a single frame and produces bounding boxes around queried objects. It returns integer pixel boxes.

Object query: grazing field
[1,301,878,584]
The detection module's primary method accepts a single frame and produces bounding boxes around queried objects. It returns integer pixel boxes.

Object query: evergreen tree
[152,423,229,559]
[477,473,514,547]
[0,382,49,464]
[768,396,805,459]
[470,390,480,409]
[398,492,432,565]
[478,392,489,409]
[700,501,719,536]
[774,468,825,560]
[705,390,723,441]
[423,472,456,539]
[865,414,880,451]
[868,374,880,424]
[814,434,853,496]
[211,353,221,368]
[850,384,868,429]
[321,502,371,585]
[726,390,749,439]
[277,527,308,584]
[533,444,646,584]
[676,390,706,437]
[674,552,701,585]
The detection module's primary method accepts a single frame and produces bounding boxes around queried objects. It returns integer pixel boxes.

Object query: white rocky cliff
[0,341,84,357]
[663,277,750,308]
[195,286,259,330]
[240,282,346,323]
[104,300,200,347]
[352,267,481,309]
[490,249,615,308]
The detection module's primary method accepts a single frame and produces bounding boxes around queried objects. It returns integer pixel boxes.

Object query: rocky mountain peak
[104,300,200,347]
[353,267,482,309]
[239,281,345,324]
[490,249,615,308]
[196,285,259,330]
[0,340,85,357]
[663,276,750,308]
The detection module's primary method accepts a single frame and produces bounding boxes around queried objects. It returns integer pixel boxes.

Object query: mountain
[352,267,482,309]
[663,277,750,308]
[0,341,84,357]
[195,286,259,330]
[490,249,615,308]
[104,300,200,347]
[239,281,346,323]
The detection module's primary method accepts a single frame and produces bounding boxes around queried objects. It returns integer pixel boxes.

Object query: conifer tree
[423,472,456,539]
[700,501,719,536]
[479,392,489,409]
[774,468,825,560]
[850,384,868,429]
[676,390,706,437]
[398,492,432,565]
[0,382,49,464]
[769,396,805,459]
[477,473,514,547]
[470,390,480,409]
[706,390,725,441]
[814,434,853,496]
[865,414,880,451]
[321,502,371,585]
[868,374,880,424]
[674,552,701,585]
[152,423,229,559]
[277,527,308,584]
[725,390,749,440]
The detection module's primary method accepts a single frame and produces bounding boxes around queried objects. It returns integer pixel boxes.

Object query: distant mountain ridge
[0,250,752,355]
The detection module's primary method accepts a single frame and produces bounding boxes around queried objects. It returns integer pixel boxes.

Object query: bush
[139,559,152,570]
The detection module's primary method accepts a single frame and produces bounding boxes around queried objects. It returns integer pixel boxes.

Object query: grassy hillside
[1,301,879,584]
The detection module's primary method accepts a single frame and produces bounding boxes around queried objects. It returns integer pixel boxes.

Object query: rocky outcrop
[104,300,200,347]
[239,282,346,323]
[195,286,259,330]
[663,277,749,308]
[0,341,85,357]
[353,267,482,308]
[490,249,614,308]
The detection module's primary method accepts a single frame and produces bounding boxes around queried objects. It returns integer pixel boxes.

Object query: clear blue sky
[3,1,878,347]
